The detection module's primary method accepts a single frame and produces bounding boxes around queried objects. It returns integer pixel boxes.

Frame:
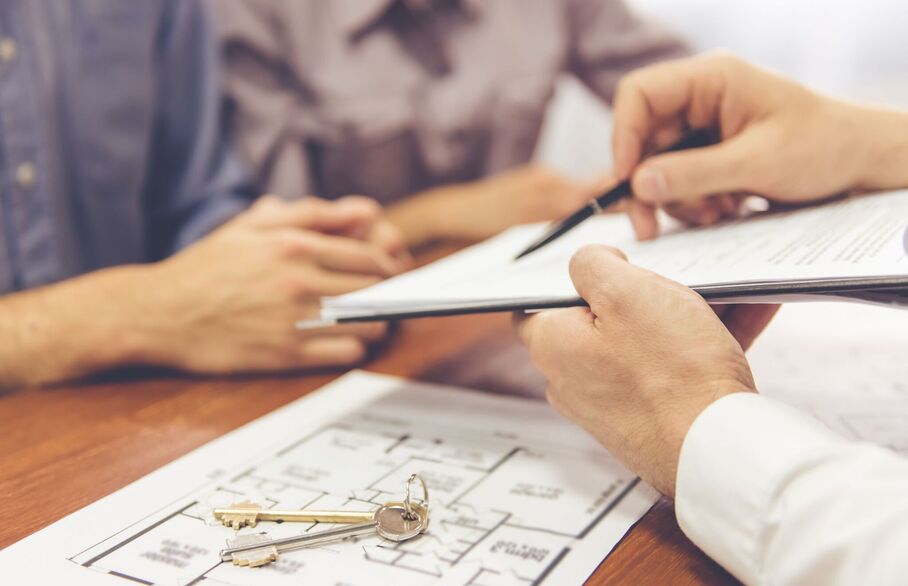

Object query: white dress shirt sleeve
[675,392,908,585]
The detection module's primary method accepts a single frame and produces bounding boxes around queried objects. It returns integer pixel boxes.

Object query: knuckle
[279,276,316,300]
[703,49,739,68]
[340,195,381,217]
[602,245,628,261]
[273,231,313,258]
[569,244,612,273]
[522,310,570,369]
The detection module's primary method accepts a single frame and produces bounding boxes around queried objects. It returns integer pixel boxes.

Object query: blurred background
[538,0,908,178]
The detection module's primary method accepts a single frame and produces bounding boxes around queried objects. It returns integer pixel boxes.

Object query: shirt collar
[338,0,481,38]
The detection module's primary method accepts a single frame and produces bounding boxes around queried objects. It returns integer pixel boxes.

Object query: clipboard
[299,275,908,327]
[303,191,908,329]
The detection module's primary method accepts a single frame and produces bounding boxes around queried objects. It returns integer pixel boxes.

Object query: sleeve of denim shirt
[142,0,257,259]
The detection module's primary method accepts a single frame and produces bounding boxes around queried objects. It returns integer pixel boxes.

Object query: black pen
[513,129,712,260]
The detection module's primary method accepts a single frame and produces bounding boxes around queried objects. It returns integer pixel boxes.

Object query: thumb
[567,245,635,316]
[631,134,758,204]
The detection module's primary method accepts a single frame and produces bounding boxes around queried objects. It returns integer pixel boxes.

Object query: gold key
[214,501,376,530]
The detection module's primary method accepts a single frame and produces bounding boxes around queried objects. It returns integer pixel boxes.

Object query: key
[223,534,278,568]
[213,501,376,530]
[215,472,430,530]
[219,500,428,566]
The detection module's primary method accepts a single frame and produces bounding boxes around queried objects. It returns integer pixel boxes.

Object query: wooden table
[0,311,736,584]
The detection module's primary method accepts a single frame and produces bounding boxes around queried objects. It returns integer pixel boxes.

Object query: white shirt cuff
[674,392,849,584]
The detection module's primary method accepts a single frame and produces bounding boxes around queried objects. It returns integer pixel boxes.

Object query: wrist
[386,193,441,248]
[61,265,171,370]
[387,185,471,247]
[0,265,167,388]
[840,101,908,192]
[649,385,755,498]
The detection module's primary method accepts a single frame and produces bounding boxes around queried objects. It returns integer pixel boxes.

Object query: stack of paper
[314,190,908,325]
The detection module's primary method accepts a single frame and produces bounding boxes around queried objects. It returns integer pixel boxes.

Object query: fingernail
[634,166,668,201]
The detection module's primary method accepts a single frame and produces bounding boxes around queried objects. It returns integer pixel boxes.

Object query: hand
[612,52,908,239]
[144,196,406,374]
[388,164,609,246]
[516,245,778,497]
[329,195,414,270]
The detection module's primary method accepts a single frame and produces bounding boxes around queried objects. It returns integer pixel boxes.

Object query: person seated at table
[517,53,908,585]
[213,0,688,248]
[0,0,410,391]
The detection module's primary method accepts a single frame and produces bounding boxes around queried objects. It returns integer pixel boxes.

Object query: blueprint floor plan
[0,371,656,585]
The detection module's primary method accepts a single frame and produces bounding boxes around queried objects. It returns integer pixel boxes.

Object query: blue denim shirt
[0,0,255,294]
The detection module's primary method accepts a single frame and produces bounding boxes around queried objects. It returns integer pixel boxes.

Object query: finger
[716,193,742,217]
[232,194,283,227]
[567,245,637,317]
[513,311,540,346]
[370,221,413,267]
[250,197,381,232]
[312,234,402,276]
[303,269,384,297]
[298,321,389,342]
[631,133,759,204]
[613,56,717,179]
[717,304,781,350]
[296,336,369,368]
[626,198,660,240]
[648,120,688,155]
[332,195,385,238]
[515,308,592,374]
[663,198,725,227]
[278,230,402,277]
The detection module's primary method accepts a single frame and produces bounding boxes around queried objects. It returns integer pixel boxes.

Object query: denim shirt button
[0,38,16,63]
[15,162,36,189]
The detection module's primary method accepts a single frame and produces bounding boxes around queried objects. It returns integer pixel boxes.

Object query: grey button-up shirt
[0,0,254,294]
[216,0,688,204]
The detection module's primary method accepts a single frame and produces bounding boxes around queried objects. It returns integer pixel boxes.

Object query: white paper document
[0,371,657,585]
[747,301,908,455]
[322,190,908,321]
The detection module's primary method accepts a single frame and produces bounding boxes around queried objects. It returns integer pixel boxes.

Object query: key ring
[402,473,429,521]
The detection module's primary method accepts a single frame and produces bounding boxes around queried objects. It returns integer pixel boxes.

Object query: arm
[0,198,403,391]
[516,245,908,585]
[144,0,257,258]
[386,165,607,247]
[0,266,163,390]
[678,393,908,585]
[565,0,690,103]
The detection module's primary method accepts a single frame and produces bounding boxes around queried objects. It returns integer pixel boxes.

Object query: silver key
[224,534,278,568]
[219,500,428,564]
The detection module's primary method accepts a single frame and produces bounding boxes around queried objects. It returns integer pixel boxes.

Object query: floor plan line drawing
[0,372,657,585]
